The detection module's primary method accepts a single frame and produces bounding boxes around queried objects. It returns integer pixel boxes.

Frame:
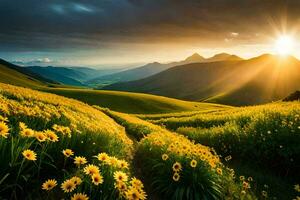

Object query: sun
[275,35,294,56]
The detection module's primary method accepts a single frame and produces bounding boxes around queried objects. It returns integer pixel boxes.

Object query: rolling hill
[87,53,241,87]
[45,88,229,114]
[104,54,300,105]
[0,58,57,88]
[0,58,228,114]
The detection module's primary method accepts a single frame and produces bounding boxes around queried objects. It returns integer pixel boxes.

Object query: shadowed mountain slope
[87,53,241,87]
[104,54,300,105]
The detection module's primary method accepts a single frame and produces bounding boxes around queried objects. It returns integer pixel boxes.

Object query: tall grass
[174,103,300,176]
[99,109,256,199]
[0,83,148,199]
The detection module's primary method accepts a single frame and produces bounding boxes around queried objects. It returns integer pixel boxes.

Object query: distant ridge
[27,66,86,86]
[88,52,241,87]
[26,65,122,87]
[206,53,242,62]
[103,54,300,106]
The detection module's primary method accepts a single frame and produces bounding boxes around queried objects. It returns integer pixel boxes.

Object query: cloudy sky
[0,0,300,67]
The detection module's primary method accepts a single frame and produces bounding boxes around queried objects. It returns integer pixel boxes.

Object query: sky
[1,0,300,67]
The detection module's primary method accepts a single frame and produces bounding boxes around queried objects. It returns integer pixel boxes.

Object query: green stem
[63,157,67,169]
[10,136,14,165]
[37,145,44,178]
[16,159,24,184]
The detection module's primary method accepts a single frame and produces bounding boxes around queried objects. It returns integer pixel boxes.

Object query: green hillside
[45,88,229,114]
[0,61,50,88]
[0,59,228,114]
[104,54,300,106]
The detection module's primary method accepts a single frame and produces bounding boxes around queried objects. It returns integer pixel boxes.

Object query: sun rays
[275,35,295,56]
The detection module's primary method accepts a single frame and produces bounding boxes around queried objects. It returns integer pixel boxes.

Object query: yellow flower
[61,179,76,193]
[35,131,47,142]
[295,184,300,192]
[53,124,72,137]
[161,154,168,161]
[83,164,100,176]
[0,121,9,138]
[241,190,246,195]
[71,193,89,200]
[109,156,119,167]
[45,130,59,142]
[190,159,197,168]
[172,162,182,172]
[20,128,34,137]
[173,172,180,182]
[42,179,57,191]
[96,152,109,162]
[74,156,87,166]
[125,186,147,200]
[19,122,27,130]
[70,176,82,186]
[115,181,127,193]
[62,149,74,157]
[0,115,8,122]
[216,168,222,175]
[114,171,128,182]
[61,126,72,136]
[118,160,129,169]
[248,177,253,182]
[22,149,37,161]
[130,177,144,190]
[91,173,104,185]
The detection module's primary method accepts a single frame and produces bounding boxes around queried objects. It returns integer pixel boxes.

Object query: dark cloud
[0,0,299,52]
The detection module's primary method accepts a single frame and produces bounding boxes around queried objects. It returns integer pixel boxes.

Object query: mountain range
[87,53,242,87]
[26,66,121,86]
[2,53,300,106]
[104,54,300,105]
[0,58,223,114]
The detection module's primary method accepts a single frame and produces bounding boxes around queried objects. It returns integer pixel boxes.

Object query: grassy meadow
[0,83,139,199]
[42,87,228,114]
[143,103,300,199]
[2,1,300,200]
[0,83,259,200]
[0,82,299,200]
[0,61,227,115]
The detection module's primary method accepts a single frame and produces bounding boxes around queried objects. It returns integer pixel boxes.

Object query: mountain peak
[185,53,205,62]
[208,53,242,61]
[214,52,231,57]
